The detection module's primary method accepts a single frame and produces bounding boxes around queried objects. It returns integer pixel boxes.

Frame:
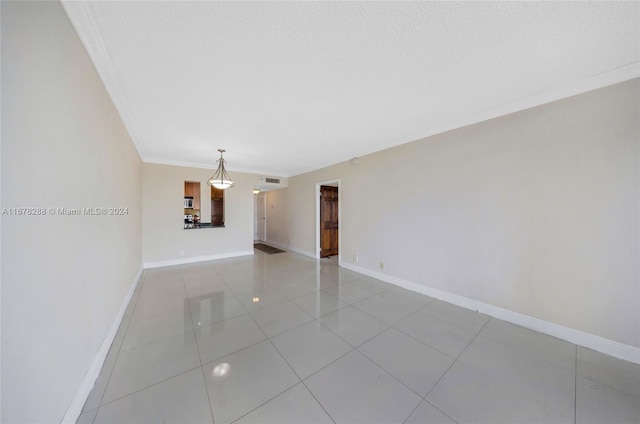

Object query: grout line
[96,364,204,408]
[227,383,319,424]
[237,297,309,421]
[250,303,316,338]
[423,316,492,401]
[180,264,216,424]
[96,253,601,424]
[435,316,576,421]
[300,378,338,424]
[89,271,148,420]
[401,399,424,424]
[455,314,492,359]
[264,330,340,423]
[418,399,459,424]
[321,311,391,350]
[319,282,380,305]
[231,268,351,424]
[266,318,348,424]
[284,325,400,392]
[421,356,461,402]
[356,340,428,400]
[199,366,216,424]
[350,299,457,359]
[389,306,479,362]
[199,338,268,368]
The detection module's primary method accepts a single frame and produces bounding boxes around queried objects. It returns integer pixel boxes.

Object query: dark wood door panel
[320,185,339,257]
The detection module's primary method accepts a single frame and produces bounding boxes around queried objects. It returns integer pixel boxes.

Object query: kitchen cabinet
[184,181,201,209]
[193,184,200,209]
[211,186,224,226]
[184,182,194,198]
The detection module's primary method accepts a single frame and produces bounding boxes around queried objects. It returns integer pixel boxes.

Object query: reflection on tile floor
[79,251,640,424]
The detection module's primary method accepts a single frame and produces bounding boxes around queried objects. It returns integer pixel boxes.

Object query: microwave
[184,198,193,208]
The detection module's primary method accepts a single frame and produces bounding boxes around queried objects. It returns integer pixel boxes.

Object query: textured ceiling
[62,1,639,177]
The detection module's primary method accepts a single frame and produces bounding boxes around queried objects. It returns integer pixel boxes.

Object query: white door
[257,193,267,242]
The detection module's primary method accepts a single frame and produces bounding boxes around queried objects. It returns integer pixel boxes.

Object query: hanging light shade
[207,149,234,189]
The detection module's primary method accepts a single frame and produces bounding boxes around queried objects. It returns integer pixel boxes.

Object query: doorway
[256,192,267,242]
[316,181,340,260]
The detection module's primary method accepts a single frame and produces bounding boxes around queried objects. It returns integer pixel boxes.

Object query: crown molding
[372,62,640,157]
[60,0,639,178]
[143,158,288,178]
[61,1,148,160]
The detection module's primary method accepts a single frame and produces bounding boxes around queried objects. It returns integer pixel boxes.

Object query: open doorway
[316,180,340,261]
[253,192,267,242]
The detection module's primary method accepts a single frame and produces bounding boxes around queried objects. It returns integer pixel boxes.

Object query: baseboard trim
[62,266,144,423]
[341,262,640,365]
[266,239,317,259]
[143,250,254,269]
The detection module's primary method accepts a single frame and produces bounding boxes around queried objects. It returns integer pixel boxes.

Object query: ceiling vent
[259,177,281,184]
[256,176,288,191]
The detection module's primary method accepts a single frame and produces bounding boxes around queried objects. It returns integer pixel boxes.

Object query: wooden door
[320,185,339,257]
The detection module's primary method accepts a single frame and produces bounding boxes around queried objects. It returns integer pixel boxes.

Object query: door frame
[253,192,259,241]
[315,179,341,263]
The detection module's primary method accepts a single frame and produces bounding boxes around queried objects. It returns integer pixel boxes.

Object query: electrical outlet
[379,262,384,270]
[353,254,359,263]
[179,249,184,257]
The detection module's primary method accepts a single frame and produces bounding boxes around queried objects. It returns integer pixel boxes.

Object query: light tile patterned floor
[78,251,640,424]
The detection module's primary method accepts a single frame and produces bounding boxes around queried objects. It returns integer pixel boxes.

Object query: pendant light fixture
[207,149,234,189]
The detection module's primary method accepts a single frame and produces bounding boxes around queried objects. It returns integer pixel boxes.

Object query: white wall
[142,163,255,266]
[1,1,143,422]
[267,79,640,350]
[264,188,290,247]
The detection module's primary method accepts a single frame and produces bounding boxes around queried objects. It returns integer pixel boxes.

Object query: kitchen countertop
[184,222,225,229]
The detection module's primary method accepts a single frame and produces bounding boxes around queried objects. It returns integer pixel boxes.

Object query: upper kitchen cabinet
[184,181,201,209]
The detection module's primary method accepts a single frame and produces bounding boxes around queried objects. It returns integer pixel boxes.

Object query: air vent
[257,176,287,188]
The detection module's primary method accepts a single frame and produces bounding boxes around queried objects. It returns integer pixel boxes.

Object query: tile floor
[78,250,640,424]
